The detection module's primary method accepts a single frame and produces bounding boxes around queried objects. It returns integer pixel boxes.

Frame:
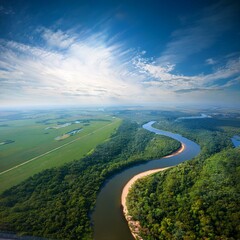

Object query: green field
[0,110,121,193]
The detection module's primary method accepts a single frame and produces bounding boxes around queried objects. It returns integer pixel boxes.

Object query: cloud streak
[0,30,145,106]
[157,1,237,65]
[0,0,239,108]
[41,28,76,49]
[0,26,239,107]
[134,53,240,92]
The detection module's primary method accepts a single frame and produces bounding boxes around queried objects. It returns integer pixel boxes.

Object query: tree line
[0,120,180,240]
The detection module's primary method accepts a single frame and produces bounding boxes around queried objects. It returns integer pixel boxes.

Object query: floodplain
[0,109,121,192]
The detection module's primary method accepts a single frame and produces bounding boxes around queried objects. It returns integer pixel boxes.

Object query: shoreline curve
[121,143,185,239]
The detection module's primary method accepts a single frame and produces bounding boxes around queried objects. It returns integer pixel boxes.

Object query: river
[92,121,200,240]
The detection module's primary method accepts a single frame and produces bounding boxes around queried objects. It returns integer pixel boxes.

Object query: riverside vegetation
[1,111,239,240]
[0,120,180,239]
[127,116,240,240]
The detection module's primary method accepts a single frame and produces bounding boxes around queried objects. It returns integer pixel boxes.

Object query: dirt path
[0,120,118,176]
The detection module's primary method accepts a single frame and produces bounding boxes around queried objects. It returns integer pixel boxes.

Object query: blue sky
[0,0,239,108]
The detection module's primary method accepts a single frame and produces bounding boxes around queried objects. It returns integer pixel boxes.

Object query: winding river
[92,121,200,240]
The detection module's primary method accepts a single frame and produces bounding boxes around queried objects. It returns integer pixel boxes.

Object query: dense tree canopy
[1,112,239,240]
[127,116,240,240]
[127,148,240,239]
[0,120,180,239]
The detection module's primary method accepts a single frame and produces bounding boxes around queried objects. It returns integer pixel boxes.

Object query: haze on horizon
[0,0,240,109]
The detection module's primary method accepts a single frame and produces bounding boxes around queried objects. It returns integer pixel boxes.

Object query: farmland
[0,109,121,193]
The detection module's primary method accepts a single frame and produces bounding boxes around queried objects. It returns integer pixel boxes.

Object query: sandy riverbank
[121,143,185,239]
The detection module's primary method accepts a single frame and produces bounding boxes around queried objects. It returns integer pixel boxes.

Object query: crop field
[0,109,121,193]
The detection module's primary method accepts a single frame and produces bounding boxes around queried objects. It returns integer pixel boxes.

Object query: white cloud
[124,1,240,101]
[0,29,146,106]
[206,58,216,65]
[0,25,239,108]
[41,28,75,49]
[134,54,240,92]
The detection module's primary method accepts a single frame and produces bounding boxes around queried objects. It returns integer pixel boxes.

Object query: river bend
[92,121,200,240]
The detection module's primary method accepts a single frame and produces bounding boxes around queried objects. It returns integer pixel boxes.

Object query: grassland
[0,110,121,193]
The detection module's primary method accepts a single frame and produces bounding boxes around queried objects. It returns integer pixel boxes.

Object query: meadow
[0,109,121,192]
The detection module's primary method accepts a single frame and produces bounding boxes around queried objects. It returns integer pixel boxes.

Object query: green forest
[127,148,240,240]
[0,120,180,240]
[127,116,240,240]
[1,111,240,240]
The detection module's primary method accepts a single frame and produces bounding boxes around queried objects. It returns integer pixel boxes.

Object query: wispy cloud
[134,52,240,92]
[131,0,240,97]
[0,5,14,15]
[0,0,239,108]
[41,28,76,49]
[0,29,145,106]
[0,25,239,107]
[157,1,237,65]
[205,58,216,65]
